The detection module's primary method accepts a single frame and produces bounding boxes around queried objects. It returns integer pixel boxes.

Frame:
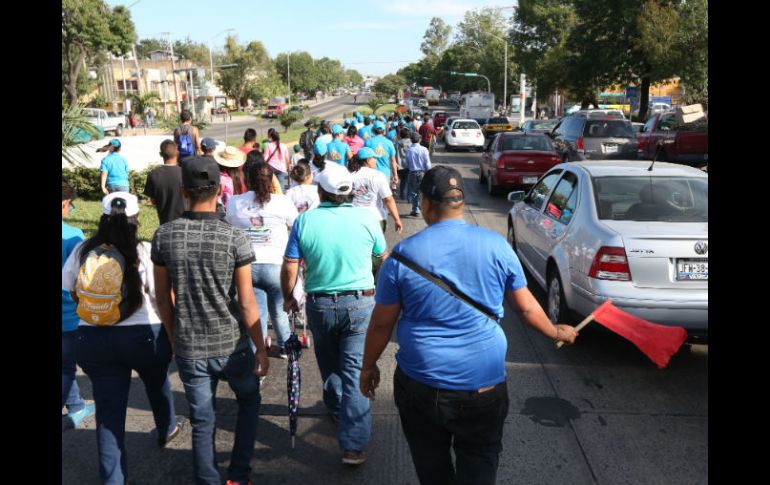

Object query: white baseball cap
[102,192,140,217]
[316,164,353,195]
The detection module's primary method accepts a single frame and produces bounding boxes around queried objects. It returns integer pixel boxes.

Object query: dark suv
[548,117,638,162]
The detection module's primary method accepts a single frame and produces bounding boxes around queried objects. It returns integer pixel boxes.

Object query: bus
[459,92,495,120]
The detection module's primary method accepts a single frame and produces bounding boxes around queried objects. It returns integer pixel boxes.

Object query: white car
[506,161,707,342]
[444,119,485,151]
[84,108,124,136]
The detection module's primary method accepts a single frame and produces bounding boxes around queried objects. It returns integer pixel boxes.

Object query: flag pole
[555,299,611,349]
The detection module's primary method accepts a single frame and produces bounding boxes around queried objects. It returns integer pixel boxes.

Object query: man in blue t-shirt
[61,178,96,428]
[357,116,374,141]
[325,124,352,167]
[364,121,398,185]
[98,139,130,194]
[359,166,577,485]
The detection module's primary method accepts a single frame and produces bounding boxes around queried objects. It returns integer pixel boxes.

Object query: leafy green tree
[374,74,407,99]
[278,111,302,133]
[217,36,272,109]
[421,17,452,59]
[346,69,364,87]
[62,105,99,167]
[129,92,160,134]
[135,38,166,58]
[365,95,387,115]
[275,51,318,95]
[174,37,211,66]
[62,0,137,107]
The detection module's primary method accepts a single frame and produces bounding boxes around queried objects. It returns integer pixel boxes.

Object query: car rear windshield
[593,176,708,222]
[583,120,635,138]
[532,120,558,130]
[267,105,278,109]
[454,121,480,129]
[501,136,553,151]
[487,117,509,124]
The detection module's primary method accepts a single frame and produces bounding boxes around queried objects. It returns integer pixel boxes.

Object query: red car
[479,132,562,195]
[433,111,448,128]
[636,112,708,166]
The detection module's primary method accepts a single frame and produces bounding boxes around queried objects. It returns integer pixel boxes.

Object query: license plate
[603,144,618,154]
[676,259,708,280]
[523,176,538,184]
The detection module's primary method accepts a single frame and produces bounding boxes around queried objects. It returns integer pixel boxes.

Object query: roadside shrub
[62,166,157,201]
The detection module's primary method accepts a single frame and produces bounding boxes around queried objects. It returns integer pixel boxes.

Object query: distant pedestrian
[97,139,129,195]
[405,133,432,216]
[360,166,577,485]
[144,139,186,224]
[395,128,412,200]
[281,168,388,466]
[61,178,96,430]
[238,128,259,155]
[62,192,181,485]
[174,110,201,159]
[291,144,304,169]
[357,116,374,141]
[348,147,403,234]
[300,121,317,160]
[263,128,291,189]
[146,108,155,129]
[344,125,365,156]
[226,161,298,358]
[418,114,436,155]
[214,146,247,209]
[151,157,269,485]
[245,150,283,195]
[326,124,353,167]
[285,162,320,213]
[363,121,399,189]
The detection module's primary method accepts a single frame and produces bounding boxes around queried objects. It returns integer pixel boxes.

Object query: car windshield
[488,117,509,124]
[531,120,558,130]
[593,176,708,222]
[501,136,553,151]
[267,105,278,109]
[454,121,480,130]
[583,120,635,138]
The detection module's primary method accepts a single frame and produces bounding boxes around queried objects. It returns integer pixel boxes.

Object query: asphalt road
[62,110,707,485]
[200,94,369,141]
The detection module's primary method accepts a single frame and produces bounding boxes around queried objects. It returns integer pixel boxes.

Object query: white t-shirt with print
[226,192,298,265]
[62,241,161,327]
[351,166,392,221]
[285,184,321,214]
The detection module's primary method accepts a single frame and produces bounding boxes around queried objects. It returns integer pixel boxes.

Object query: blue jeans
[76,324,177,485]
[306,293,374,451]
[107,184,130,193]
[252,263,291,348]
[176,348,261,485]
[62,330,85,413]
[407,170,426,213]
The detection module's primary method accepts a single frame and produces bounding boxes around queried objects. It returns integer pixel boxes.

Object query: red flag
[591,300,688,369]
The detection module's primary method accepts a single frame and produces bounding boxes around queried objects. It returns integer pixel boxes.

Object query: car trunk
[453,128,483,141]
[602,221,708,290]
[583,137,638,159]
[500,151,559,171]
[676,132,708,154]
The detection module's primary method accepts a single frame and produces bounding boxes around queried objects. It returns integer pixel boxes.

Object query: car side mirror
[545,132,555,138]
[508,191,526,203]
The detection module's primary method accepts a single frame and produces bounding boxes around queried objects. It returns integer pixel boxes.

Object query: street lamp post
[208,28,234,85]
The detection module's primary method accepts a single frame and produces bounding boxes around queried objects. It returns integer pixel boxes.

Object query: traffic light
[448,71,457,75]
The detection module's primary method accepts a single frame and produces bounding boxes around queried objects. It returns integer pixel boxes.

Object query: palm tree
[62,104,99,167]
[129,92,161,135]
[366,95,387,116]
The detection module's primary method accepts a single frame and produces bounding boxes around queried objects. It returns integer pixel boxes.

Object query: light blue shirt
[405,144,432,171]
[364,135,397,179]
[376,219,527,390]
[100,152,130,187]
[62,220,85,332]
[325,139,351,166]
[358,125,373,140]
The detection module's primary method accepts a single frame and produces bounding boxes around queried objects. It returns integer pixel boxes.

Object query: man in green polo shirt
[281,168,386,467]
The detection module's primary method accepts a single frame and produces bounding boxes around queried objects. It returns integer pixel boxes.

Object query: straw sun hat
[214,146,246,167]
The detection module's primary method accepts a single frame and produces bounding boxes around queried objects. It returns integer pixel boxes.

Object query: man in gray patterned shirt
[152,156,269,485]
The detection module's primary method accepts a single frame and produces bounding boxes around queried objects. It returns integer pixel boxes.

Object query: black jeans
[394,366,509,485]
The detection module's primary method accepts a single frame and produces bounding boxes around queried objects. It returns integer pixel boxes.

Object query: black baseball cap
[420,166,465,202]
[182,156,220,189]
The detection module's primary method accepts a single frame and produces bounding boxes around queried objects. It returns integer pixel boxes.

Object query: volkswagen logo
[694,242,708,255]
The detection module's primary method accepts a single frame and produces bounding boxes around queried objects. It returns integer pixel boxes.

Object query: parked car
[479,133,561,195]
[482,116,514,138]
[521,119,559,134]
[636,112,708,166]
[506,161,708,341]
[84,108,124,136]
[416,98,429,108]
[444,119,485,151]
[437,117,458,141]
[571,109,626,120]
[433,111,448,128]
[549,117,638,162]
[264,103,287,118]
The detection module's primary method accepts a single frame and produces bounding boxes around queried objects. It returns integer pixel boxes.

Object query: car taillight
[452,130,457,137]
[496,155,505,168]
[589,247,632,281]
[551,156,561,163]
[506,125,512,130]
[576,136,585,152]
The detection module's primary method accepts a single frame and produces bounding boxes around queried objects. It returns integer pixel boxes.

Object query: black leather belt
[308,289,375,298]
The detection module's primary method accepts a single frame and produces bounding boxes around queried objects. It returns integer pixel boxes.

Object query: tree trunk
[639,76,651,121]
[66,48,86,107]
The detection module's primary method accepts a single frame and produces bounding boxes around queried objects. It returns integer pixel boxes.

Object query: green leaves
[374,75,407,99]
[62,105,99,167]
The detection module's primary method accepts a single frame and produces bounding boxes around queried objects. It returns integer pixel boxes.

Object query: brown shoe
[342,450,367,466]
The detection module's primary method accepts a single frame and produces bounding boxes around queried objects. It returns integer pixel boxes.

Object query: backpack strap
[390,251,500,322]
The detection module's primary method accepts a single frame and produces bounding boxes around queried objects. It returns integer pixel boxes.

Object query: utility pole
[163,33,181,114]
[189,69,196,116]
[120,55,127,110]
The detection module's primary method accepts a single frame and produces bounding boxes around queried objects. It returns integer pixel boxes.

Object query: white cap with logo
[316,164,353,195]
[102,192,140,217]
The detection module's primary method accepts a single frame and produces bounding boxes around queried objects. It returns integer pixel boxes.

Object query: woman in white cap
[214,146,247,208]
[61,192,180,485]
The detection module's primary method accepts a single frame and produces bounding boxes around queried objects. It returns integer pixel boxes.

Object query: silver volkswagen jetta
[507,160,708,342]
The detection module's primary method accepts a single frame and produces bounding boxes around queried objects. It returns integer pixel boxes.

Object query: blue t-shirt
[100,152,130,187]
[358,125,373,141]
[62,220,85,332]
[375,219,527,390]
[325,139,351,166]
[364,135,397,179]
[387,129,398,142]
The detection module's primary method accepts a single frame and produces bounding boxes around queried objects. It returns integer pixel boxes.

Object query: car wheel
[487,174,499,195]
[507,220,517,251]
[547,269,569,324]
[115,124,123,136]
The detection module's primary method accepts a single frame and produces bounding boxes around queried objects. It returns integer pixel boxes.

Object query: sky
[107,0,513,77]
